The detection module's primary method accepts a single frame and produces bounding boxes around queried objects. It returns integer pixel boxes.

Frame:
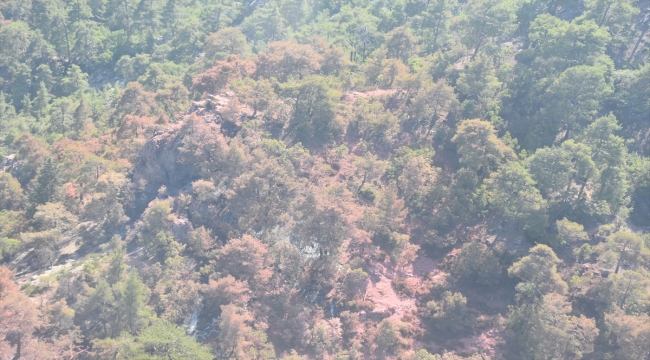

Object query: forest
[0,0,649,359]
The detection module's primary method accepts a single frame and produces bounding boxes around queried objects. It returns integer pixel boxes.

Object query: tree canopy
[0,0,648,359]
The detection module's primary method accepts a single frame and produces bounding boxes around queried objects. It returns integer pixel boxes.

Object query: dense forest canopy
[0,0,649,359]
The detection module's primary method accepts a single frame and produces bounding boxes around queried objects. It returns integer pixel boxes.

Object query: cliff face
[127,89,254,218]
[128,94,242,216]
[129,122,192,209]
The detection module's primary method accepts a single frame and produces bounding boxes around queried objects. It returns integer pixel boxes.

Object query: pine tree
[27,157,61,217]
[105,321,213,359]
[33,82,51,120]
[161,0,179,37]
[0,91,16,125]
[0,92,8,120]
[73,97,90,131]
[21,94,32,117]
[108,245,126,284]
[117,271,148,335]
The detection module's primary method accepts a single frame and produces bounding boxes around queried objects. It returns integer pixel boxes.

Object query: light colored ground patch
[412,255,438,277]
[14,240,81,286]
[364,261,417,322]
[457,328,503,358]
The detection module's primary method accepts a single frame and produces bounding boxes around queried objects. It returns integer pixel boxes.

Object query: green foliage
[287,76,343,146]
[452,119,516,175]
[541,64,613,139]
[0,0,647,359]
[412,349,438,360]
[418,0,458,53]
[0,237,20,260]
[528,15,610,68]
[116,270,151,334]
[455,56,503,124]
[597,269,650,314]
[358,185,378,202]
[508,244,568,296]
[205,27,251,61]
[95,320,212,359]
[461,0,520,58]
[527,145,575,200]
[0,172,24,211]
[80,268,153,339]
[375,319,399,355]
[108,241,127,284]
[574,243,594,263]
[506,293,599,359]
[449,241,502,286]
[26,157,61,216]
[426,291,475,334]
[386,147,435,179]
[133,200,182,259]
[0,210,23,240]
[596,231,646,274]
[406,79,457,137]
[485,161,548,239]
[630,158,650,226]
[556,218,589,246]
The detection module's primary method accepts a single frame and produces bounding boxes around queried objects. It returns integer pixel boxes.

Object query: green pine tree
[27,157,61,217]
[33,82,51,120]
[21,94,32,117]
[118,271,149,334]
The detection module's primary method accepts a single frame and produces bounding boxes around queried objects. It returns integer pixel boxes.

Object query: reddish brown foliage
[111,82,158,126]
[255,42,323,81]
[116,115,159,140]
[202,275,251,317]
[0,267,52,359]
[215,235,272,289]
[192,55,256,94]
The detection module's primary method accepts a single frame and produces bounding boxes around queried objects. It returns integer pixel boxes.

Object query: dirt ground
[363,261,418,322]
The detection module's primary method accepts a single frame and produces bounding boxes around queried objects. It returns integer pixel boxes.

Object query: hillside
[0,0,649,359]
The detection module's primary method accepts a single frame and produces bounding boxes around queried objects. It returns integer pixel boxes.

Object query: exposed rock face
[2,154,21,177]
[127,92,244,216]
[171,217,194,244]
[127,120,206,216]
[130,122,194,200]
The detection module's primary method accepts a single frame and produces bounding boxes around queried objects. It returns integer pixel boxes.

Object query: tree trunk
[628,18,649,63]
[62,16,72,64]
[357,173,367,191]
[425,112,438,136]
[614,256,622,274]
[619,278,634,308]
[615,243,628,274]
[123,0,132,38]
[12,333,21,360]
[599,4,611,27]
[431,18,443,52]
[471,39,484,61]
[577,180,587,200]
[565,176,574,199]
[61,106,66,132]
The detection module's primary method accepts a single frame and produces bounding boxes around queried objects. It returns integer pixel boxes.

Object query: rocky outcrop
[171,217,193,244]
[129,122,194,199]
[1,153,17,173]
[127,92,249,216]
